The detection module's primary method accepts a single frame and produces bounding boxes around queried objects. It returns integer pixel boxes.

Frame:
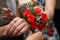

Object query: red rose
[41,13,48,22]
[31,22,37,29]
[47,28,54,36]
[27,14,36,23]
[37,23,46,31]
[23,9,31,17]
[34,7,41,14]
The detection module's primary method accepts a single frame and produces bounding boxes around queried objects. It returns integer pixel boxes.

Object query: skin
[4,17,29,37]
[0,8,29,37]
[2,8,15,20]
[0,25,7,38]
[45,0,56,19]
[0,0,56,40]
[26,32,43,40]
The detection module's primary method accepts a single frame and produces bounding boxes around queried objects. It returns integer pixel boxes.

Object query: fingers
[26,32,43,40]
[2,14,8,19]
[4,17,29,37]
[16,24,29,36]
[3,17,19,36]
[7,19,24,36]
[2,8,8,12]
[2,8,12,12]
[2,8,14,20]
[11,22,26,36]
[2,8,12,15]
[12,22,29,37]
[3,19,15,36]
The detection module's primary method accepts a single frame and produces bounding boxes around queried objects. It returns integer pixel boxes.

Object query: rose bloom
[37,23,46,31]
[27,14,36,23]
[34,7,41,14]
[31,22,37,29]
[47,29,54,36]
[41,13,48,22]
[23,9,31,17]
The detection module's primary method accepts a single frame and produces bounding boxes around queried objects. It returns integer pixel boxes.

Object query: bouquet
[19,0,54,36]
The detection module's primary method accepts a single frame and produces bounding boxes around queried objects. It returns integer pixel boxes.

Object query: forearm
[0,25,7,38]
[45,0,56,19]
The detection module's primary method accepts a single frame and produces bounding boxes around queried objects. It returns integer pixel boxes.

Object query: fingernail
[3,31,7,36]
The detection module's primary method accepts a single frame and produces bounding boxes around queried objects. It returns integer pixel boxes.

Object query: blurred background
[54,0,60,36]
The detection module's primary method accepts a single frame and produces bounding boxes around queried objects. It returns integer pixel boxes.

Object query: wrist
[0,25,7,38]
[44,10,54,20]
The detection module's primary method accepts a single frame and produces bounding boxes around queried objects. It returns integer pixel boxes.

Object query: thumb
[26,31,43,40]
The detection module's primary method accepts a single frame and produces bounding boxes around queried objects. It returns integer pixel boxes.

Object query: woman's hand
[1,8,29,37]
[26,32,44,40]
[3,17,29,37]
[2,8,15,21]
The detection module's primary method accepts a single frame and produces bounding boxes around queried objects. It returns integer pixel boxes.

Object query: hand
[3,17,29,37]
[26,32,44,40]
[2,8,15,21]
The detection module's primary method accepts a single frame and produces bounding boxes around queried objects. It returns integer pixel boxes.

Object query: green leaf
[28,2,32,7]
[46,22,49,27]
[37,0,40,2]
[36,16,41,22]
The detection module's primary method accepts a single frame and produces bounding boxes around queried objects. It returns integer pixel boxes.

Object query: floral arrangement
[23,7,48,30]
[19,0,54,36]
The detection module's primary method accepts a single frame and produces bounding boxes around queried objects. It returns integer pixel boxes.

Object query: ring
[13,19,16,22]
